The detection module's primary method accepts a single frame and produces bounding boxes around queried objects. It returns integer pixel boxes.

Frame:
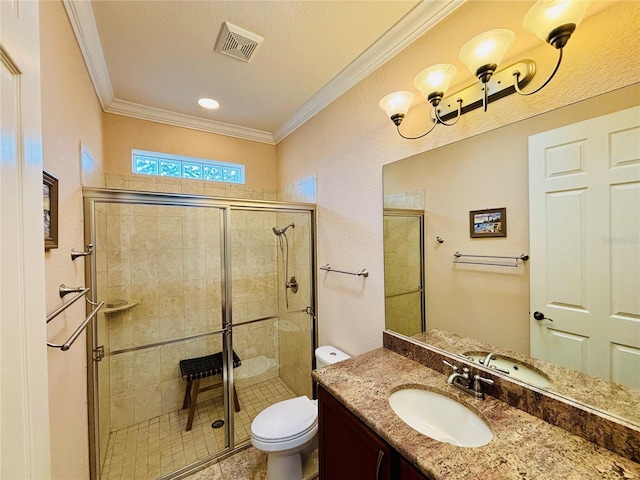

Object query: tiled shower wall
[94,173,316,434]
[230,209,280,390]
[96,203,227,432]
[276,175,316,399]
[274,211,313,398]
[383,189,424,210]
[383,213,423,337]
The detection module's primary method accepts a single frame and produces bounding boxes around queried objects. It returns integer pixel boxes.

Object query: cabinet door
[397,455,429,480]
[318,386,391,480]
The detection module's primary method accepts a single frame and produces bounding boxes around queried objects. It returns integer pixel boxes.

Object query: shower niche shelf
[103,301,138,315]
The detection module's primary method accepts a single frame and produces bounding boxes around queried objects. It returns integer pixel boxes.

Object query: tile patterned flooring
[185,444,318,480]
[101,377,302,480]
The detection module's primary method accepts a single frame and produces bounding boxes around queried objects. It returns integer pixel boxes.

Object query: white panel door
[1,1,51,477]
[529,106,640,388]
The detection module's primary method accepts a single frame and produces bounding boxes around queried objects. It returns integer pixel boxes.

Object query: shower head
[272,223,295,236]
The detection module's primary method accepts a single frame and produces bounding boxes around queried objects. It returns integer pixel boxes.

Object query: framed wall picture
[470,207,506,238]
[43,171,59,249]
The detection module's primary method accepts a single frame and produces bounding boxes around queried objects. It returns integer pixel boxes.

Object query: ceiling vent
[215,22,264,62]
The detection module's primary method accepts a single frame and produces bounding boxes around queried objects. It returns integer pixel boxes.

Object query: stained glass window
[132,149,244,184]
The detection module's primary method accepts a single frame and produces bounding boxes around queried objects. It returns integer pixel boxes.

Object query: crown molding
[272,0,465,143]
[63,0,275,144]
[63,0,114,109]
[64,0,463,145]
[106,99,275,145]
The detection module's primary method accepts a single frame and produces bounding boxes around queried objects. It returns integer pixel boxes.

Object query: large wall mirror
[383,83,640,428]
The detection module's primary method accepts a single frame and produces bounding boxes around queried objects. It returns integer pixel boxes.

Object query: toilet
[250,346,350,480]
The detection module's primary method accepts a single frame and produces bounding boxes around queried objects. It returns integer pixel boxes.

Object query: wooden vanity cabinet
[397,455,431,480]
[318,385,430,480]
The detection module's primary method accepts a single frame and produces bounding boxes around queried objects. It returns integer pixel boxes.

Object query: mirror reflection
[383,84,640,427]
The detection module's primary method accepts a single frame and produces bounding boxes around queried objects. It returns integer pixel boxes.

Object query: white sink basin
[388,388,493,447]
[463,352,551,388]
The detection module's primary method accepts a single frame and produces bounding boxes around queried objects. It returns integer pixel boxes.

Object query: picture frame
[470,207,506,238]
[43,171,59,249]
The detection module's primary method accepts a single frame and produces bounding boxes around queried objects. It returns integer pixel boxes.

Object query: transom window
[132,149,245,184]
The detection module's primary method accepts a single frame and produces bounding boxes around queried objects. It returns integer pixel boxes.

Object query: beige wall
[102,114,278,190]
[40,1,104,478]
[276,1,640,356]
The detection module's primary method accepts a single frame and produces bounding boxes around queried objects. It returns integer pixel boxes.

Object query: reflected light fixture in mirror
[379,0,591,139]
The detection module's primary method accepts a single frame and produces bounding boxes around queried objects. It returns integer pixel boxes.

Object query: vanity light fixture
[379,0,591,139]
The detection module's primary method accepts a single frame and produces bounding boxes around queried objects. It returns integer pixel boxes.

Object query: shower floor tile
[101,377,297,480]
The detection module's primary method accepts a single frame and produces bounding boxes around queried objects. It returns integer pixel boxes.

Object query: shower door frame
[383,208,426,334]
[83,187,317,480]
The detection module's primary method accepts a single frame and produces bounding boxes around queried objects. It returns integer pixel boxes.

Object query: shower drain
[211,420,225,429]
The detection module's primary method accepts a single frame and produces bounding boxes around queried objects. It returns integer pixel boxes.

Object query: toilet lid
[251,396,317,442]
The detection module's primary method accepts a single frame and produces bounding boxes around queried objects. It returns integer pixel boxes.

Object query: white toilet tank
[315,346,350,369]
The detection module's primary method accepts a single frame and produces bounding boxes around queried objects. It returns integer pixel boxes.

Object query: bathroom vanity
[313,344,640,480]
[318,384,427,480]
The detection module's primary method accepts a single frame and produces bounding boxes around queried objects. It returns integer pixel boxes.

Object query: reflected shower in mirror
[382,83,640,427]
[383,208,425,337]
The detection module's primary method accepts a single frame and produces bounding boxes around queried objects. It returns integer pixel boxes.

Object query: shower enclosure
[83,188,316,480]
[383,209,425,337]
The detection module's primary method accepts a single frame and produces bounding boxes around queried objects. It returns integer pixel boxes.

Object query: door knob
[533,311,553,321]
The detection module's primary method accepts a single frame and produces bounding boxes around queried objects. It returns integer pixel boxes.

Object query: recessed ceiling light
[198,98,220,109]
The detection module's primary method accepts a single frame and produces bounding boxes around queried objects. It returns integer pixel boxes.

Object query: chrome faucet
[480,352,496,368]
[443,360,469,385]
[443,360,494,399]
[471,374,494,399]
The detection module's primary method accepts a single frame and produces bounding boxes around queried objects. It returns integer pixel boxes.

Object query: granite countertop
[312,348,640,480]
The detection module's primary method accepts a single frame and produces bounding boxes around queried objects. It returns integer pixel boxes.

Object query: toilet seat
[252,420,317,444]
[251,396,318,452]
[251,396,317,442]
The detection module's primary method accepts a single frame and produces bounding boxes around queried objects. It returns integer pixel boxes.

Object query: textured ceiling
[87,0,424,141]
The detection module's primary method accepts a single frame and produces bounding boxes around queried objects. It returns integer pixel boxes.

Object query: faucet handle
[474,374,494,385]
[442,360,458,372]
[472,374,494,399]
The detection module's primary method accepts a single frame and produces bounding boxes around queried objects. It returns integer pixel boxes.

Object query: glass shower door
[87,194,231,480]
[228,207,314,445]
[383,210,425,337]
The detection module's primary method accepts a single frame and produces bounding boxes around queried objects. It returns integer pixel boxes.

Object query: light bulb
[379,91,415,125]
[413,64,457,105]
[459,29,515,83]
[523,0,591,48]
